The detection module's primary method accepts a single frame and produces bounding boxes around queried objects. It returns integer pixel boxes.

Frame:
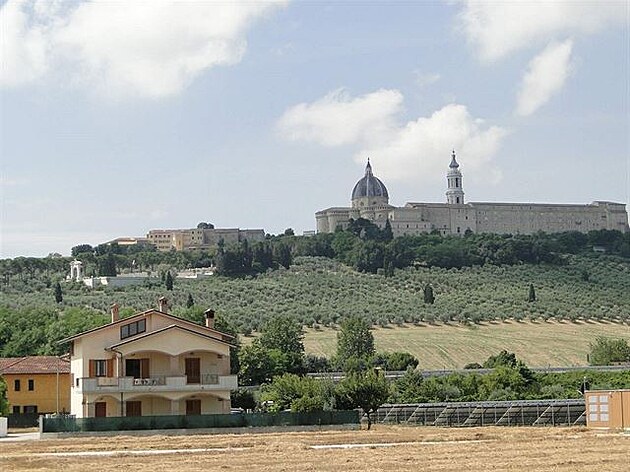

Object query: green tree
[336,316,375,362]
[381,219,393,242]
[589,336,630,366]
[283,228,295,236]
[259,315,305,373]
[231,388,256,411]
[165,271,173,291]
[186,292,194,308]
[390,368,424,403]
[99,252,117,276]
[53,282,63,303]
[0,376,8,415]
[238,342,278,385]
[423,284,435,304]
[483,350,518,369]
[261,373,333,412]
[336,369,390,430]
[528,283,536,302]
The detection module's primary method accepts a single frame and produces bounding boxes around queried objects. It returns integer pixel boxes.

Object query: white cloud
[516,39,574,117]
[277,88,404,146]
[0,0,286,98]
[413,71,441,88]
[278,89,508,184]
[456,1,625,61]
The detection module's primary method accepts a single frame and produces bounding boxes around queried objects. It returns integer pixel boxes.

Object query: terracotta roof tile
[0,356,70,375]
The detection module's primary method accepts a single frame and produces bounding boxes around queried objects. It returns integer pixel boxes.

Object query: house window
[14,379,20,391]
[23,405,38,414]
[94,360,107,377]
[12,405,20,414]
[28,379,34,391]
[120,318,146,340]
[126,401,142,417]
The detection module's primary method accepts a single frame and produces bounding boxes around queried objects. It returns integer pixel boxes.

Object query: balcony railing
[79,374,237,393]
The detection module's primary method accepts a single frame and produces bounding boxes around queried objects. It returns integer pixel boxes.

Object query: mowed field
[2,426,629,472]
[301,320,630,369]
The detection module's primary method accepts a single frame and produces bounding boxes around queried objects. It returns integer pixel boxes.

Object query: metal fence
[42,410,360,433]
[368,399,586,427]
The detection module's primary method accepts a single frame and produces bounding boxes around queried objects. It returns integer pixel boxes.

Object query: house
[0,356,71,415]
[59,299,237,418]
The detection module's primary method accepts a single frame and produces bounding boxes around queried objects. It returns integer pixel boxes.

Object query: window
[12,405,20,414]
[94,360,107,377]
[120,318,146,340]
[14,379,20,391]
[23,405,38,414]
[28,379,34,391]
[126,401,142,417]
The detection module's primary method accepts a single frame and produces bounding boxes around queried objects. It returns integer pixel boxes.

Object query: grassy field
[2,425,629,471]
[301,320,630,369]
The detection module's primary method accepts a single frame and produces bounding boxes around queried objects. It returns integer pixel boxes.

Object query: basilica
[315,152,629,237]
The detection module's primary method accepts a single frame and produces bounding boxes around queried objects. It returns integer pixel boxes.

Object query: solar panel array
[367,399,586,427]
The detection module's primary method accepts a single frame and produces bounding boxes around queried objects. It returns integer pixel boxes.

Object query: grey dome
[351,160,389,200]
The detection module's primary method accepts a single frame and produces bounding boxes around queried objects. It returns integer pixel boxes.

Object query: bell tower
[446,150,464,205]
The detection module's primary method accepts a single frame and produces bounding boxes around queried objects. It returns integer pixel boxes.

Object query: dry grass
[2,425,628,471]
[302,320,630,369]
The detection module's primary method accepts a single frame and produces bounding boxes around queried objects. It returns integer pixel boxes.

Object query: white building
[316,153,629,236]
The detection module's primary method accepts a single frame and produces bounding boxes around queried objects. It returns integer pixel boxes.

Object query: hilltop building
[147,227,265,252]
[316,152,629,236]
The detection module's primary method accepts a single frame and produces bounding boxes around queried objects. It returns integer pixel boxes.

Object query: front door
[185,358,200,384]
[126,401,142,417]
[186,399,201,415]
[94,402,106,417]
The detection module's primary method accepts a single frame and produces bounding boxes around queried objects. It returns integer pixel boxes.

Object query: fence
[42,410,360,433]
[369,399,586,427]
[7,413,39,428]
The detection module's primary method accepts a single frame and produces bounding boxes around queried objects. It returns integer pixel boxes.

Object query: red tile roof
[0,356,70,375]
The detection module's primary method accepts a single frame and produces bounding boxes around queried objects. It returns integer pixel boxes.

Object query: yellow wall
[3,373,71,414]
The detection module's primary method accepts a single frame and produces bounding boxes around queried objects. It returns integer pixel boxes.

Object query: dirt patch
[1,425,628,472]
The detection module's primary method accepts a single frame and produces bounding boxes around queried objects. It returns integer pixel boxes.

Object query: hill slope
[302,321,630,369]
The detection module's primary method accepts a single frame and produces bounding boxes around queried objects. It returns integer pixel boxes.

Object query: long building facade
[147,227,265,252]
[316,153,629,237]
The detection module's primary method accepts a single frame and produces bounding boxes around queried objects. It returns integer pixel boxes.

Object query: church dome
[351,160,389,201]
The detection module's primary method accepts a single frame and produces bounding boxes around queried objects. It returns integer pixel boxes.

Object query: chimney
[110,303,119,323]
[204,309,215,329]
[158,297,168,313]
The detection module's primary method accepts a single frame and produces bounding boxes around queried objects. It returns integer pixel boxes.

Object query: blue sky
[1,1,629,258]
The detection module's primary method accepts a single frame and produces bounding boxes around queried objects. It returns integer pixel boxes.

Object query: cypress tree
[54,282,63,303]
[165,271,173,291]
[423,284,435,304]
[528,283,536,302]
[186,292,194,308]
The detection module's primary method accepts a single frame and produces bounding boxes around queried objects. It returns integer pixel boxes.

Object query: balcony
[79,374,237,394]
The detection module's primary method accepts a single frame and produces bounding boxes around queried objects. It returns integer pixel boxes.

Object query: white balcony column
[170,355,179,375]
[170,400,179,415]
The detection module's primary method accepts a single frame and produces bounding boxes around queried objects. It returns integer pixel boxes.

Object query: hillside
[1,254,629,359]
[302,321,630,369]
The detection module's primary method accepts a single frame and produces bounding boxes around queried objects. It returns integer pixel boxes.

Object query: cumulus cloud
[516,39,574,117]
[0,0,286,98]
[456,0,624,62]
[277,89,508,184]
[277,88,404,146]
